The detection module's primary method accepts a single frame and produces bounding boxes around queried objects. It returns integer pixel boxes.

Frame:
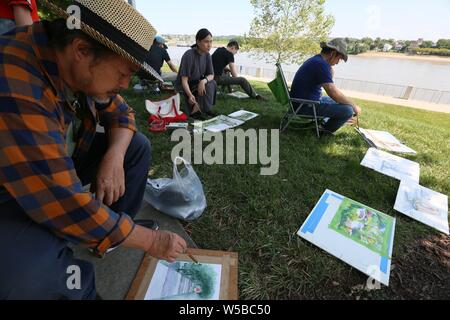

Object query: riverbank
[244,75,450,113]
[357,51,450,64]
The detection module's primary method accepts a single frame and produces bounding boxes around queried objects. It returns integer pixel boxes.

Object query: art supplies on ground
[193,115,244,133]
[228,110,259,122]
[298,190,396,286]
[356,128,417,155]
[361,148,420,183]
[227,91,250,99]
[166,122,189,130]
[126,249,238,300]
[394,181,449,235]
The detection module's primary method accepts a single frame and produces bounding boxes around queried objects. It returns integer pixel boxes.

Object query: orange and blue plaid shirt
[0,22,137,254]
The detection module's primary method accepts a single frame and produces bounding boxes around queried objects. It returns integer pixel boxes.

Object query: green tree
[38,0,72,20]
[420,40,434,48]
[243,0,335,64]
[436,39,450,49]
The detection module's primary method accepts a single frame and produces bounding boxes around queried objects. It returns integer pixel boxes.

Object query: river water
[167,46,450,92]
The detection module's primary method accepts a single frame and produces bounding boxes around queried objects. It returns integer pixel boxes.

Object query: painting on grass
[298,190,396,286]
[361,148,420,183]
[192,115,244,133]
[145,261,222,300]
[395,181,449,235]
[357,128,417,155]
[228,110,259,122]
[329,198,395,257]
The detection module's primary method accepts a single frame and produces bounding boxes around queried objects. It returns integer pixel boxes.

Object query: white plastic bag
[144,157,207,221]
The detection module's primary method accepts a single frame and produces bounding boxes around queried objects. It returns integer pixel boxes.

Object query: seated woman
[175,28,217,118]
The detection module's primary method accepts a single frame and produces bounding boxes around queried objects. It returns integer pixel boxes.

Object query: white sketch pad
[395,181,449,235]
[298,190,396,286]
[357,128,417,155]
[228,110,259,122]
[361,148,420,183]
[145,261,222,300]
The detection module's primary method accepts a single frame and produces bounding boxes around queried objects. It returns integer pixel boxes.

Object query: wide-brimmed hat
[320,38,348,62]
[40,0,162,81]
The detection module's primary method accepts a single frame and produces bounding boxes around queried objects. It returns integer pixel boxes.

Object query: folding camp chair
[268,63,324,138]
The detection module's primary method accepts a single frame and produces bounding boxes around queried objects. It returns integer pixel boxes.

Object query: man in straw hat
[290,38,362,135]
[0,0,187,299]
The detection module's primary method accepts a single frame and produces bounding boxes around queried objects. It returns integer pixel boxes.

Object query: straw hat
[40,0,162,81]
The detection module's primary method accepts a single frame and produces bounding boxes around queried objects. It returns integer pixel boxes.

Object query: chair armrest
[290,98,320,104]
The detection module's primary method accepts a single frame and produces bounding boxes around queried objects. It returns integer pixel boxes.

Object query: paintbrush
[186,249,199,264]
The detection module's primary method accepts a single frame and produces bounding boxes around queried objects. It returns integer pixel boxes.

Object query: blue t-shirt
[290,54,333,102]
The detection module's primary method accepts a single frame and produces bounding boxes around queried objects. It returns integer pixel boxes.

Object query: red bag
[148,119,167,133]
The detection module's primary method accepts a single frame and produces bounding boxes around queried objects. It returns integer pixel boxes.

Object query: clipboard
[126,249,239,300]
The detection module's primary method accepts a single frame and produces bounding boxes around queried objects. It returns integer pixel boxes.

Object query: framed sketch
[126,249,238,300]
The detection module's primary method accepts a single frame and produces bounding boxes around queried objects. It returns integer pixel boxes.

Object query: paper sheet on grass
[193,115,244,133]
[167,122,188,129]
[394,181,449,235]
[227,91,250,99]
[361,148,420,183]
[145,260,222,300]
[356,128,417,155]
[228,110,259,122]
[298,190,396,286]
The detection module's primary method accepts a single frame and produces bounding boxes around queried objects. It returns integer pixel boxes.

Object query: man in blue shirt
[290,38,361,134]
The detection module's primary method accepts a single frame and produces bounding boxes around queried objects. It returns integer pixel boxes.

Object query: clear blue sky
[135,0,450,41]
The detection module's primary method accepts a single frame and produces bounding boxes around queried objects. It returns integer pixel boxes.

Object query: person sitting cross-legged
[290,38,361,135]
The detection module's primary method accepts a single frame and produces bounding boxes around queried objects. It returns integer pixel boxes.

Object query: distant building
[383,43,393,52]
[394,41,404,51]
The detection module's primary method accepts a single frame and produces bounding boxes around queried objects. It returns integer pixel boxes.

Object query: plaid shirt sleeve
[0,96,135,255]
[97,94,137,133]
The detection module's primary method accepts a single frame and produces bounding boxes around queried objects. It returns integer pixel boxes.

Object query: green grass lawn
[123,79,450,299]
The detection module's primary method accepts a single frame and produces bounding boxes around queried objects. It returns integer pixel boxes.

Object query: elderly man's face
[77,54,138,99]
[66,39,138,99]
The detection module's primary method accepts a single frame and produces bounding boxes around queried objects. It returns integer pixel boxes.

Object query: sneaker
[255,95,268,101]
[190,112,203,120]
[318,125,336,136]
[204,111,216,118]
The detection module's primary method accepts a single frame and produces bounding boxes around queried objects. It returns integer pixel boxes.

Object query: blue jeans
[0,132,151,299]
[296,96,354,133]
[0,19,15,35]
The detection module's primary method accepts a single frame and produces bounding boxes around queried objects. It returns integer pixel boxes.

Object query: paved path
[246,76,450,114]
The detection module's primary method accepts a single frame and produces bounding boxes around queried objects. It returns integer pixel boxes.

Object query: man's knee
[236,77,248,85]
[342,104,354,119]
[207,79,217,89]
[130,132,152,162]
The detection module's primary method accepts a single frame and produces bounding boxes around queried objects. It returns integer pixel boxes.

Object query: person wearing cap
[0,0,40,34]
[0,0,187,299]
[290,38,361,134]
[212,40,266,101]
[137,35,178,83]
